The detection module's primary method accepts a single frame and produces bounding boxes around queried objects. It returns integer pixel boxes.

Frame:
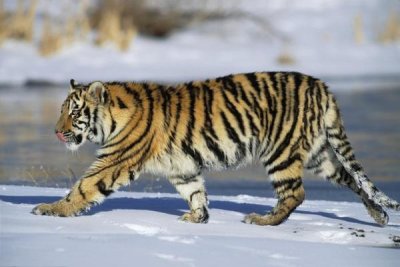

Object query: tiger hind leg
[306,140,389,226]
[168,174,209,223]
[244,160,305,226]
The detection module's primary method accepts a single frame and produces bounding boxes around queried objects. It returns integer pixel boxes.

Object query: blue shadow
[0,194,392,228]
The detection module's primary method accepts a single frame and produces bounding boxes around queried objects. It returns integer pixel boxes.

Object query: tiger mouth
[56,132,83,145]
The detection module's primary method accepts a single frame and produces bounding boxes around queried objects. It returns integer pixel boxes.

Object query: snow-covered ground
[1,185,399,267]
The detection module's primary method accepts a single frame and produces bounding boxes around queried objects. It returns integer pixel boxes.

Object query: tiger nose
[55,131,67,142]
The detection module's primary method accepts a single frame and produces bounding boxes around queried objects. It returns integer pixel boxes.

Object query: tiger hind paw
[180,208,209,223]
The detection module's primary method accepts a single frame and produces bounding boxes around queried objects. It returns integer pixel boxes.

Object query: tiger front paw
[31,201,78,217]
[180,209,209,224]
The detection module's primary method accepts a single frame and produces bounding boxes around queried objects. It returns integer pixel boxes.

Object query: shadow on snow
[0,194,387,227]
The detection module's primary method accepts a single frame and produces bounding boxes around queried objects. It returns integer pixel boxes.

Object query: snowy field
[1,185,399,267]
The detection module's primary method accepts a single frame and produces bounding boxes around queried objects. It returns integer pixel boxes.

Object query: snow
[1,185,399,267]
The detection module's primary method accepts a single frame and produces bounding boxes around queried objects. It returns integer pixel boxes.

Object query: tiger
[32,71,400,226]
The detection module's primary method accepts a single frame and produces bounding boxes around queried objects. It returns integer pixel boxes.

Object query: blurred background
[0,0,399,201]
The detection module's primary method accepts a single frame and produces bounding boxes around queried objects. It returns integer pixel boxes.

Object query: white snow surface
[1,185,399,267]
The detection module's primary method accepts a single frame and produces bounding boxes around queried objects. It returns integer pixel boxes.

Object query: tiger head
[55,79,109,151]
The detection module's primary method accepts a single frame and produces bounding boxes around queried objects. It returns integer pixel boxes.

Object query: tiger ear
[69,79,77,93]
[88,81,109,104]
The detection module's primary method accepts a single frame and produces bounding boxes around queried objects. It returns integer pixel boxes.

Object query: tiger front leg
[169,174,209,223]
[32,165,135,217]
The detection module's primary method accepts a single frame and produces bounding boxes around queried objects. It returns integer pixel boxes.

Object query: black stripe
[264,84,277,143]
[96,180,114,196]
[203,84,214,115]
[244,72,261,97]
[110,119,116,134]
[202,84,218,140]
[92,107,98,125]
[75,134,83,144]
[129,171,137,181]
[236,82,252,107]
[335,140,351,151]
[102,90,109,104]
[341,146,353,157]
[326,168,341,181]
[166,91,183,150]
[315,82,323,128]
[175,172,200,181]
[249,92,263,126]
[302,83,311,146]
[72,122,84,131]
[201,206,209,223]
[77,180,87,200]
[269,72,279,95]
[245,110,260,137]
[117,97,128,109]
[351,163,363,172]
[284,76,292,122]
[99,124,105,144]
[161,87,171,127]
[262,76,274,110]
[182,141,204,168]
[174,174,199,185]
[308,142,329,164]
[220,111,246,157]
[221,90,246,135]
[292,179,303,191]
[272,177,300,190]
[123,83,142,105]
[221,75,238,100]
[189,190,202,203]
[185,82,197,143]
[201,129,227,164]
[273,73,286,143]
[84,106,90,119]
[268,154,302,175]
[131,132,156,170]
[110,168,122,188]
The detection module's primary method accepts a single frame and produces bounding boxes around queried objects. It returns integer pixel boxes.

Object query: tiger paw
[180,209,209,224]
[32,202,77,217]
[243,212,284,226]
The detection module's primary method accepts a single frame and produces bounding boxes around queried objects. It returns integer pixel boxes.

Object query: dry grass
[276,52,295,65]
[353,13,365,45]
[0,0,6,44]
[378,11,400,44]
[0,0,37,44]
[93,1,138,51]
[1,0,278,56]
[38,15,63,57]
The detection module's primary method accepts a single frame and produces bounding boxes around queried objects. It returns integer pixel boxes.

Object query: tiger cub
[32,72,399,226]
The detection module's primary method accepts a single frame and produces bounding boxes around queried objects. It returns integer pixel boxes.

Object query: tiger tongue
[56,132,67,142]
